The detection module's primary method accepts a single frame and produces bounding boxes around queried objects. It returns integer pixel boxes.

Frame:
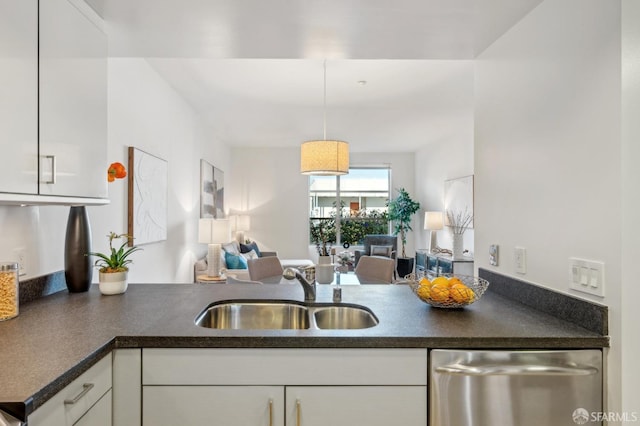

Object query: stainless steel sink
[195,300,310,329]
[195,300,378,330]
[313,305,379,329]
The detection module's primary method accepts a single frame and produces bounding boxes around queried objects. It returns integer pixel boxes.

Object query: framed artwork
[200,159,224,218]
[128,147,168,246]
[444,175,474,229]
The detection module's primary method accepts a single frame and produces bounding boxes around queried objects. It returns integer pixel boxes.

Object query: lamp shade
[424,211,444,230]
[236,215,250,231]
[198,218,231,244]
[300,140,349,175]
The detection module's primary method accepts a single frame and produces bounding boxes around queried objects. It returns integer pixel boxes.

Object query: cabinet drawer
[143,348,427,386]
[28,353,112,426]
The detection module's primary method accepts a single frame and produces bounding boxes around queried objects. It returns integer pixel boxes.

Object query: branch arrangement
[446,209,473,235]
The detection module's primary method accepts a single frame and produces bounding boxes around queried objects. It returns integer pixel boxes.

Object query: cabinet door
[286,386,427,426]
[143,386,284,426]
[0,0,38,194]
[73,389,111,426]
[39,0,107,198]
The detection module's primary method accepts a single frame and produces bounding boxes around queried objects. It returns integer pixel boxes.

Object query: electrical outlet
[489,244,499,266]
[13,248,27,276]
[514,247,526,274]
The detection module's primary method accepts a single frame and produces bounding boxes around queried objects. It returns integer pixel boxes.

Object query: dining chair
[247,256,284,282]
[354,255,395,284]
[226,276,263,285]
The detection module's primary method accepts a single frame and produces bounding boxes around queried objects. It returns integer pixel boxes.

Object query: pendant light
[300,60,349,176]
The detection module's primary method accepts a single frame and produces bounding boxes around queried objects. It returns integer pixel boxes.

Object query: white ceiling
[84,0,542,152]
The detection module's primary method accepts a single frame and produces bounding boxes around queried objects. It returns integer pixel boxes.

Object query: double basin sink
[195,300,378,330]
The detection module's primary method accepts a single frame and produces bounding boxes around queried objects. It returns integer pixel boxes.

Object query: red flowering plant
[89,162,141,273]
[108,162,127,182]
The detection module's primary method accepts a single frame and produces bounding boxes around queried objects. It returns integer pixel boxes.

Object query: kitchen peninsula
[0,270,608,423]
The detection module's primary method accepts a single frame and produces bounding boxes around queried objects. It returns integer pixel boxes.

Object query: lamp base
[207,243,223,278]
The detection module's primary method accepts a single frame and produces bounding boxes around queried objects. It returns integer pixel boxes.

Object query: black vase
[64,206,93,292]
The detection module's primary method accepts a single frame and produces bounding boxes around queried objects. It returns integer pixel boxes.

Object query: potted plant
[89,232,142,295]
[387,188,421,278]
[310,218,335,264]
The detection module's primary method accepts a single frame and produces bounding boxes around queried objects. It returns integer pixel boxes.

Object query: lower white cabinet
[28,353,112,426]
[286,386,426,426]
[143,386,283,426]
[142,348,427,426]
[142,385,426,426]
[74,390,112,426]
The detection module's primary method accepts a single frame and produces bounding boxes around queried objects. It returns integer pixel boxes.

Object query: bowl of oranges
[408,272,489,308]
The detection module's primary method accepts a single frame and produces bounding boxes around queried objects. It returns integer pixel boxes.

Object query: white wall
[0,58,227,284]
[621,0,640,416]
[413,60,474,254]
[227,149,415,262]
[475,0,624,416]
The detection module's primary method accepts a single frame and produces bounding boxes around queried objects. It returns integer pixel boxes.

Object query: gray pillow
[370,245,393,257]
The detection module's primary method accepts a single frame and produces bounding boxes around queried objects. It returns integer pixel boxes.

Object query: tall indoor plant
[387,188,421,277]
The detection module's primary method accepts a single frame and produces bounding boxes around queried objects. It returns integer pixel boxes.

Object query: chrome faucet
[283,267,316,301]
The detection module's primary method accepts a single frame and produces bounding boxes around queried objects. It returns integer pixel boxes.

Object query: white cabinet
[142,348,428,426]
[28,353,112,426]
[39,0,107,199]
[144,386,284,426]
[74,389,112,426]
[286,386,426,426]
[0,0,38,194]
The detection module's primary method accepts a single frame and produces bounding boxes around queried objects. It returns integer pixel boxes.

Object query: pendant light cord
[323,59,327,141]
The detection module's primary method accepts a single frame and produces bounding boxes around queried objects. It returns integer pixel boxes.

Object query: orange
[451,284,475,304]
[430,276,449,288]
[430,284,450,302]
[416,285,431,300]
[419,277,431,287]
[448,277,463,287]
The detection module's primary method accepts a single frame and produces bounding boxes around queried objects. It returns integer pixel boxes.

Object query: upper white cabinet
[39,0,108,199]
[0,0,38,194]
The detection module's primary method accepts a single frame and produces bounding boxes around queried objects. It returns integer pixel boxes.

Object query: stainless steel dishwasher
[430,349,602,426]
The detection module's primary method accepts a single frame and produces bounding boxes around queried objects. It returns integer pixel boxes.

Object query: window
[309,167,391,247]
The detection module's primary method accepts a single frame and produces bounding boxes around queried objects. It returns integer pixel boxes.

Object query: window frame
[309,166,391,247]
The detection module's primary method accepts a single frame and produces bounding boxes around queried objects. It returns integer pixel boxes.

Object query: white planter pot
[98,271,128,295]
[316,264,335,284]
[318,255,331,265]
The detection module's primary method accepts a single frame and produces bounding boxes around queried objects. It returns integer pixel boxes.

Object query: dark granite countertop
[0,282,608,420]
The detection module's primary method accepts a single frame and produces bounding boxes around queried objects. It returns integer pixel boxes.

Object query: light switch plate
[569,257,605,297]
[489,245,499,266]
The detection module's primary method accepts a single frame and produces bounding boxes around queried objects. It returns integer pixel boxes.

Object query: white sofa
[194,240,313,282]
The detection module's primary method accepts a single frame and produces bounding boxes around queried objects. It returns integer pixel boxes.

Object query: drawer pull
[296,399,301,426]
[64,383,94,405]
[269,399,273,426]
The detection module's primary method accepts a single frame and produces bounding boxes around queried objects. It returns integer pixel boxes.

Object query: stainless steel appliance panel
[430,349,602,426]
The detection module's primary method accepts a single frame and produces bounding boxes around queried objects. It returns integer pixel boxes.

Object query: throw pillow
[222,241,240,254]
[239,241,262,257]
[370,245,393,258]
[241,249,259,261]
[224,251,248,269]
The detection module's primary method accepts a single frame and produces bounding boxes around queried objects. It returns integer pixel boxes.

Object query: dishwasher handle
[435,362,599,377]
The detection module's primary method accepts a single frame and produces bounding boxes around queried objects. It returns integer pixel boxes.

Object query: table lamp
[234,214,251,244]
[198,218,231,277]
[424,211,444,252]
